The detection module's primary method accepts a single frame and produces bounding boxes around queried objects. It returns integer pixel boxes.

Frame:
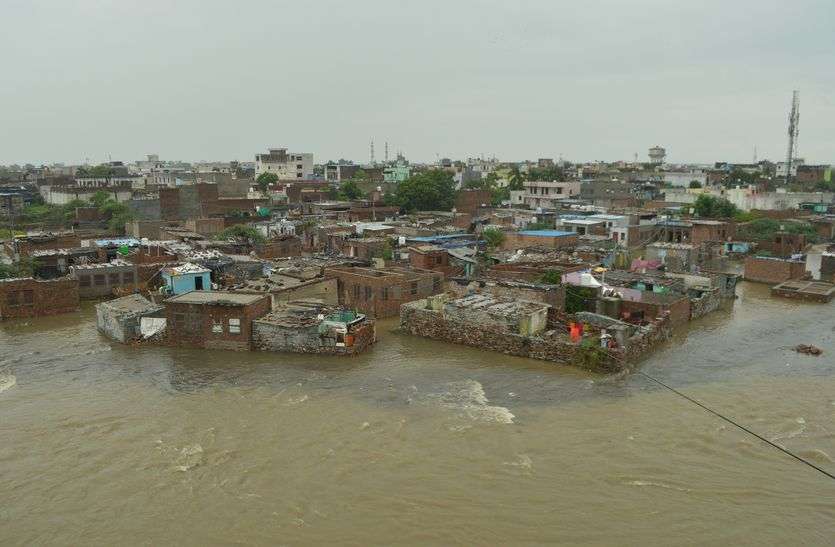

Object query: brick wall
[270,278,339,307]
[399,301,624,373]
[744,256,806,284]
[0,277,79,320]
[163,296,271,351]
[252,317,376,355]
[325,266,443,318]
[185,217,226,236]
[71,264,140,298]
[256,236,302,259]
[501,232,579,251]
[16,234,82,256]
[455,189,492,215]
[128,246,178,264]
[691,222,735,245]
[620,294,691,327]
[409,249,461,277]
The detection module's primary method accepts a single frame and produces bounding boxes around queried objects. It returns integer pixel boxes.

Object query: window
[6,292,20,307]
[381,287,389,300]
[296,173,303,178]
[94,274,106,286]
[556,187,563,194]
[353,284,360,299]
[79,275,91,287]
[433,277,441,292]
[212,320,223,333]
[296,164,303,169]
[228,318,241,334]
[109,273,120,285]
[364,286,372,300]
[122,272,135,284]
[22,290,33,305]
[435,255,444,265]
[410,281,418,295]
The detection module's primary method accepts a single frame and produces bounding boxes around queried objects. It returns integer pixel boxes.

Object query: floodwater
[1,282,833,545]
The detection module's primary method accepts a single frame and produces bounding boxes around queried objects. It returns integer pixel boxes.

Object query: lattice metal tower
[785,90,800,185]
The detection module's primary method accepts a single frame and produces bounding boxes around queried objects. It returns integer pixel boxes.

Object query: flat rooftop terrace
[771,280,835,303]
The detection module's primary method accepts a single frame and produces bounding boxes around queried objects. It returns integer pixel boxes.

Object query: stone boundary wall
[399,301,624,373]
[689,287,721,319]
[252,320,375,356]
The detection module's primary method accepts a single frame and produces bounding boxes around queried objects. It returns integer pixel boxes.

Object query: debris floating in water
[794,344,822,356]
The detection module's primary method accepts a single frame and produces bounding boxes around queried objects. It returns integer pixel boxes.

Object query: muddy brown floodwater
[1,281,834,545]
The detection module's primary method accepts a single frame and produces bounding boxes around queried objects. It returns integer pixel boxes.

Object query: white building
[522,181,581,210]
[255,148,313,180]
[775,158,805,178]
[663,170,707,188]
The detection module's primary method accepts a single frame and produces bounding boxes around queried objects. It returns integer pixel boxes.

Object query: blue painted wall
[162,271,212,295]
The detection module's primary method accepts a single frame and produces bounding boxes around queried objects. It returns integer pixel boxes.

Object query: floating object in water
[794,344,822,356]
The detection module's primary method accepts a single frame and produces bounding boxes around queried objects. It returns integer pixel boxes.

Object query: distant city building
[383,160,411,183]
[649,146,666,165]
[522,181,581,210]
[255,148,313,180]
[775,158,805,178]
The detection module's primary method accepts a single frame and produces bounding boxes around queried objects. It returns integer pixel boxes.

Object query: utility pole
[370,138,375,166]
[785,90,800,186]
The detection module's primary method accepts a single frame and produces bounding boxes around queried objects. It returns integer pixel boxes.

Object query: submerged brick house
[162,291,271,351]
[0,277,79,320]
[324,265,443,318]
[252,301,376,355]
[70,260,139,299]
[744,256,806,284]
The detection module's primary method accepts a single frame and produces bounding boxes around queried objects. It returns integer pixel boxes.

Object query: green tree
[539,270,562,284]
[508,167,527,190]
[390,169,457,212]
[482,227,505,250]
[90,191,111,208]
[256,172,279,193]
[528,166,565,182]
[689,180,702,189]
[339,180,364,200]
[693,194,738,218]
[215,224,265,244]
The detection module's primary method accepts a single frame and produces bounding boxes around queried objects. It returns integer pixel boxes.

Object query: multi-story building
[523,181,581,209]
[255,148,313,180]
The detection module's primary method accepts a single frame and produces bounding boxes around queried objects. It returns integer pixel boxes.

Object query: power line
[638,370,835,482]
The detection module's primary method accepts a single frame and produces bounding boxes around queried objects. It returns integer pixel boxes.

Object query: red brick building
[690,220,735,245]
[162,291,271,351]
[744,256,806,284]
[0,277,79,320]
[756,232,807,257]
[455,189,492,215]
[500,230,579,251]
[285,181,331,203]
[11,232,82,256]
[324,266,443,318]
[408,245,460,277]
[255,235,302,259]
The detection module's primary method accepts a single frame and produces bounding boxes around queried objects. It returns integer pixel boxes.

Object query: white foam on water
[175,444,204,472]
[286,394,309,406]
[625,480,690,493]
[0,374,16,394]
[770,417,807,442]
[430,380,515,424]
[503,454,533,470]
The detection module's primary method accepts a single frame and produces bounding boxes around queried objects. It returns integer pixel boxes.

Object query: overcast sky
[2,0,834,166]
